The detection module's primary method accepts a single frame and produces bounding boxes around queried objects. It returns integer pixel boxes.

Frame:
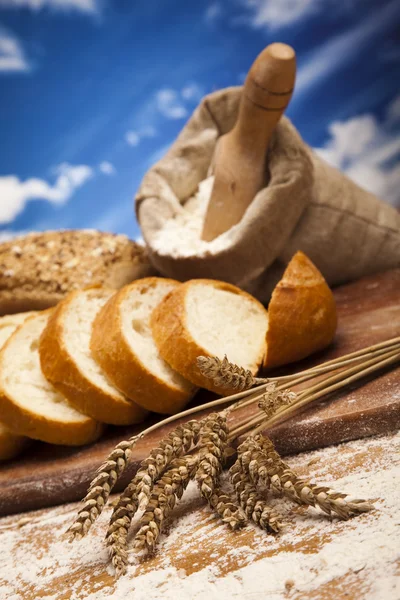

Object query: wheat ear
[197,355,267,391]
[240,435,374,519]
[195,413,228,498]
[258,383,297,420]
[230,459,283,533]
[194,413,245,528]
[133,455,199,559]
[208,486,247,529]
[67,435,141,540]
[106,421,200,574]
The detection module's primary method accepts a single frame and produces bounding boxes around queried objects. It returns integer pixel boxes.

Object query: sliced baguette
[0,311,103,445]
[0,311,37,349]
[0,312,36,460]
[151,279,269,394]
[91,278,196,414]
[264,251,337,368]
[40,288,147,425]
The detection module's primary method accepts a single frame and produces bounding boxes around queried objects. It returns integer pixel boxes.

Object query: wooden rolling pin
[201,43,296,242]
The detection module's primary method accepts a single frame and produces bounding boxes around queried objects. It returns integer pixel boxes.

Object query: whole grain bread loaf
[0,230,155,315]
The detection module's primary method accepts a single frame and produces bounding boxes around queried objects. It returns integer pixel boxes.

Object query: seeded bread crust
[0,230,155,315]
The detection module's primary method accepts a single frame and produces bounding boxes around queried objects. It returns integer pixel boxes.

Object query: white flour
[152,176,237,258]
[1,432,399,600]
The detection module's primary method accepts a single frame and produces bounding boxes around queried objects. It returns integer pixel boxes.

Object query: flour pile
[152,176,238,258]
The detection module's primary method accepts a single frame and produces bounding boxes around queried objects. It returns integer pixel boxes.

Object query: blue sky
[0,0,399,242]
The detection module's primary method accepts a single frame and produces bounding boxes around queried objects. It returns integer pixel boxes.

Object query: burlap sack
[136,87,400,302]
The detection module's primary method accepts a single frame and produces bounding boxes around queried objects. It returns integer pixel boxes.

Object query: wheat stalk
[208,487,247,529]
[68,338,399,576]
[239,435,374,519]
[195,413,228,497]
[67,435,141,540]
[230,459,283,532]
[198,339,400,398]
[229,347,400,440]
[258,383,297,420]
[133,455,199,560]
[194,412,246,529]
[197,355,267,391]
[69,337,400,539]
[105,420,201,573]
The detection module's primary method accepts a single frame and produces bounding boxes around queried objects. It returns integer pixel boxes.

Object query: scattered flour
[1,432,399,600]
[152,176,238,258]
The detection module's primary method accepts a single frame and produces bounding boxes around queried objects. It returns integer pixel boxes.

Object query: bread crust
[0,425,29,461]
[264,251,337,368]
[0,387,103,446]
[0,311,37,458]
[0,230,155,316]
[0,312,103,446]
[151,279,268,394]
[91,278,195,414]
[39,290,147,425]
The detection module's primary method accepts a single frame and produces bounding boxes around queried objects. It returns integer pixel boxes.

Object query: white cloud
[99,161,116,175]
[125,131,140,147]
[0,0,97,13]
[181,83,204,102]
[0,163,93,225]
[205,2,222,23]
[156,89,188,120]
[314,110,400,207]
[242,0,318,29]
[125,85,202,149]
[0,29,29,73]
[125,126,157,147]
[140,125,157,138]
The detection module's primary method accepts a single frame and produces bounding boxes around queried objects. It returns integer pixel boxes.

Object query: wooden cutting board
[0,269,399,517]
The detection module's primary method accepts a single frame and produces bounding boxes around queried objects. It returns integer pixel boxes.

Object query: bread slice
[0,311,103,445]
[40,288,147,425]
[151,279,269,394]
[91,278,196,414]
[0,312,36,460]
[264,251,337,368]
[0,311,37,349]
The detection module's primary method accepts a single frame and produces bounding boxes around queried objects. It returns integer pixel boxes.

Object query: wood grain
[0,268,399,517]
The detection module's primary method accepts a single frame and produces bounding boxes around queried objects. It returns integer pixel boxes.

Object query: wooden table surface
[1,268,399,517]
[1,430,399,600]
